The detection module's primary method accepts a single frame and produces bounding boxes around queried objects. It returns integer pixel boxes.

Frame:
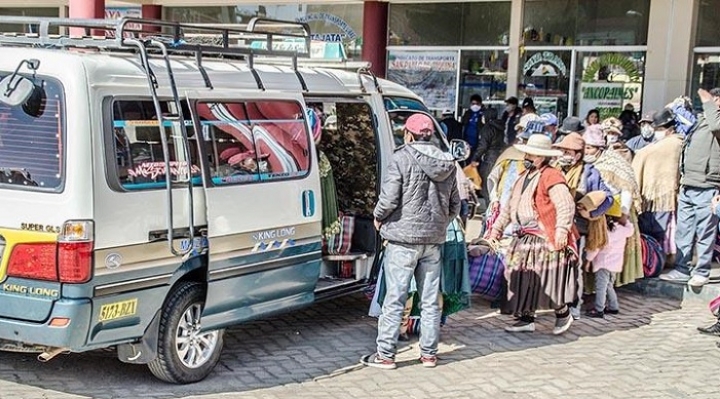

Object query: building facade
[0,0,715,119]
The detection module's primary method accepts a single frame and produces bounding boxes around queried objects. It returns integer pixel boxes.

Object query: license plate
[98,299,138,322]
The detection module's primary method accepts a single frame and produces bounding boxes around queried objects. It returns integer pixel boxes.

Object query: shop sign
[105,7,141,37]
[523,51,567,77]
[579,82,640,120]
[296,12,357,42]
[387,51,458,110]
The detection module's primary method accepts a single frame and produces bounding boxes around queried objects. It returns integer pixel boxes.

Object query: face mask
[523,159,536,170]
[557,155,575,167]
[583,154,598,164]
[641,125,654,139]
[606,135,619,145]
[654,130,668,141]
[470,105,481,113]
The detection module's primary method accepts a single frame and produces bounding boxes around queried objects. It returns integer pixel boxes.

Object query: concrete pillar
[68,0,104,36]
[506,0,524,98]
[361,0,388,78]
[642,0,699,113]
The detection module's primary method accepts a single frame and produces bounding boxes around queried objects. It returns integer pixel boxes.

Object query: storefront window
[386,50,459,111]
[574,52,645,121]
[388,2,511,46]
[458,50,508,113]
[165,5,363,59]
[523,0,650,46]
[691,53,720,109]
[0,7,59,34]
[519,50,572,120]
[696,1,720,47]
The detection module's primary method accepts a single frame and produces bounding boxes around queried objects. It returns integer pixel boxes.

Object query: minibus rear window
[0,75,64,190]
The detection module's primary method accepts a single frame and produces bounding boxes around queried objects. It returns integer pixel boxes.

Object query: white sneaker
[553,315,573,335]
[688,275,710,287]
[505,321,535,333]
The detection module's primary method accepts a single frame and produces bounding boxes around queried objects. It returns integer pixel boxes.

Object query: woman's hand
[553,229,568,251]
[487,229,501,241]
[374,219,382,231]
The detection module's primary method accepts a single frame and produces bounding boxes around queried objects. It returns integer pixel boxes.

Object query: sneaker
[604,308,620,315]
[553,315,573,335]
[698,321,720,336]
[420,355,437,368]
[688,275,710,287]
[585,309,604,318]
[570,307,581,320]
[659,269,691,283]
[360,353,397,370]
[504,321,535,333]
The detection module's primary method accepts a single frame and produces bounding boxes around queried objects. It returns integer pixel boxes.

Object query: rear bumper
[0,298,91,351]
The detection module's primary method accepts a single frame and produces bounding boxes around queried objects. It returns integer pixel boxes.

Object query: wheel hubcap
[175,304,219,369]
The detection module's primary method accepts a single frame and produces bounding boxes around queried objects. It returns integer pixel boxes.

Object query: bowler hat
[558,116,585,134]
[652,108,675,129]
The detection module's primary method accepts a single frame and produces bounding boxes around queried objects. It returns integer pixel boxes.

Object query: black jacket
[472,119,506,164]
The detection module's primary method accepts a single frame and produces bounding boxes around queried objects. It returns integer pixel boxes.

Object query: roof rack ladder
[246,54,266,91]
[357,67,383,94]
[125,38,193,257]
[291,55,308,92]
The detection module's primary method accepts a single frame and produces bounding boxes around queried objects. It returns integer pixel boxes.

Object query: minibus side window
[195,100,310,185]
[111,100,201,191]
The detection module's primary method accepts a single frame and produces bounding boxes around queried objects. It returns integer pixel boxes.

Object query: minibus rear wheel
[148,282,224,384]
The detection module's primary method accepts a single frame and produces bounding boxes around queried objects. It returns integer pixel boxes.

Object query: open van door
[184,90,323,329]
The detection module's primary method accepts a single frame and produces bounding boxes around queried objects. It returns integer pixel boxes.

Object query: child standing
[585,202,634,318]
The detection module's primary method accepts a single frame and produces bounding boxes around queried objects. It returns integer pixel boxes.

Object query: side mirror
[450,139,471,161]
[0,75,35,107]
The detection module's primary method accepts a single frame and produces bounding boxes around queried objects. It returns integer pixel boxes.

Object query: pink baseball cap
[583,124,605,148]
[405,114,434,136]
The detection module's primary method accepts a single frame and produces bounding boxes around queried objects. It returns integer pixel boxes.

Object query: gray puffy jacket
[373,142,461,245]
[681,100,720,189]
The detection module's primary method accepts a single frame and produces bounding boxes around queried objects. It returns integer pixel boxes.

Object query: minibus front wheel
[148,282,224,384]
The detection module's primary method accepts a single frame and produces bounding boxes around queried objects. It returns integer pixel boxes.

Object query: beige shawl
[631,135,683,213]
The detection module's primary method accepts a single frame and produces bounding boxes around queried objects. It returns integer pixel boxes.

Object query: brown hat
[578,191,608,220]
[553,132,585,151]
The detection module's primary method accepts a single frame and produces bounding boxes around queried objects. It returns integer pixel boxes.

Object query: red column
[141,5,162,33]
[68,0,104,36]
[361,1,388,78]
[141,5,162,20]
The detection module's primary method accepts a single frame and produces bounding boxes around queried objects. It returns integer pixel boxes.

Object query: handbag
[325,213,355,255]
[463,164,482,188]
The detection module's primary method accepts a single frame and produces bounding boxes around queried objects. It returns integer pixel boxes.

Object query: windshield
[0,73,64,190]
[383,96,429,112]
[387,110,449,151]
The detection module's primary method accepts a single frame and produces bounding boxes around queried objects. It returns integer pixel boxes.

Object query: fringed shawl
[631,135,683,213]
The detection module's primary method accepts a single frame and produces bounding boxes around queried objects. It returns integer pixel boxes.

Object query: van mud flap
[117,309,161,364]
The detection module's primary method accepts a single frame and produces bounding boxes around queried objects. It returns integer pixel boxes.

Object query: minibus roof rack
[0,16,311,59]
[0,16,312,90]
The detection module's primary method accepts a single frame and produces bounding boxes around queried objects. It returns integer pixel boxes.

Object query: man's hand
[699,88,714,104]
[470,162,479,168]
[712,195,720,214]
[374,219,382,231]
[619,214,629,226]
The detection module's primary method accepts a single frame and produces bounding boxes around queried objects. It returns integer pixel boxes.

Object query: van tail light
[6,220,94,283]
[58,221,94,284]
[7,243,58,281]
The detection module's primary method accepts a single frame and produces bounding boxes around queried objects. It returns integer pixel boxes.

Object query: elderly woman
[583,125,644,287]
[488,133,579,335]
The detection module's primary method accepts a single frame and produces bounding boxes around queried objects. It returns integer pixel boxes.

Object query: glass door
[458,50,509,115]
[519,49,572,120]
[574,50,646,122]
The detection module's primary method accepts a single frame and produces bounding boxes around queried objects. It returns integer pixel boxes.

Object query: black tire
[148,282,224,384]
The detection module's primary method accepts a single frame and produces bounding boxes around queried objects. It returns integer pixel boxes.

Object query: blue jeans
[674,186,719,278]
[377,242,442,360]
[594,269,618,312]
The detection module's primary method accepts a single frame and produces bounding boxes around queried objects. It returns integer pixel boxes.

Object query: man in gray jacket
[660,89,720,287]
[361,113,460,370]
